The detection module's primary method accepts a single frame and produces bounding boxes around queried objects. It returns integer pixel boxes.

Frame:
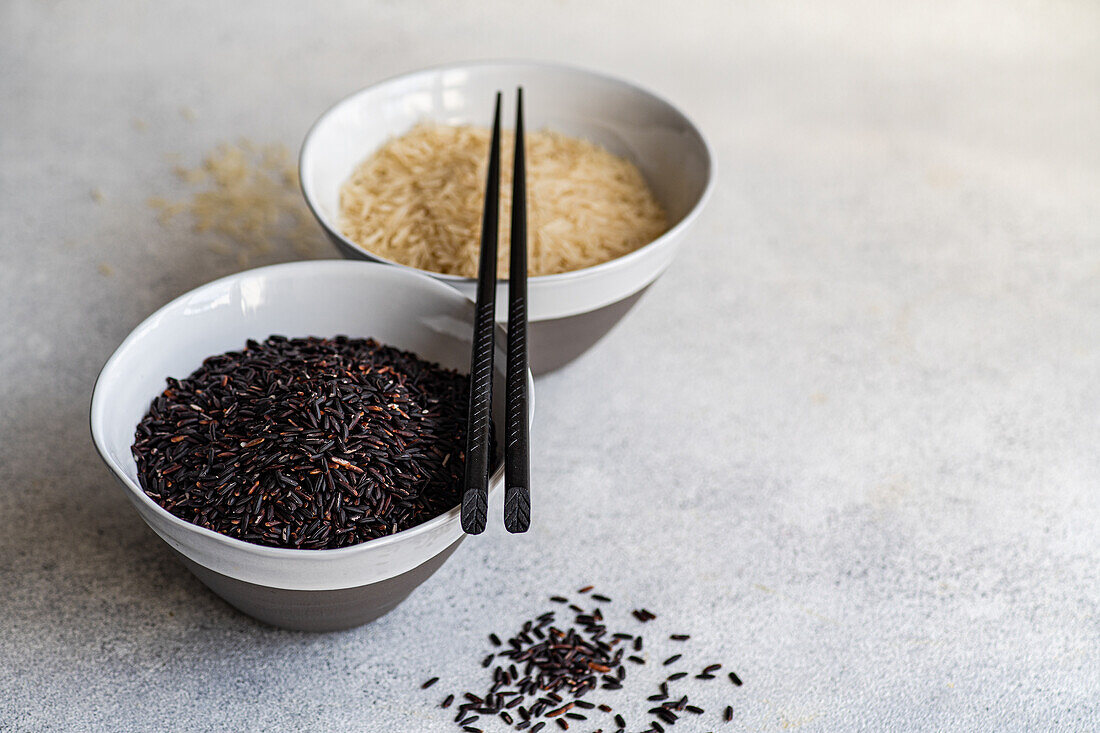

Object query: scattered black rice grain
[441,694,454,708]
[422,677,440,689]
[728,672,743,686]
[591,594,611,603]
[462,727,482,733]
[132,336,480,550]
[724,705,734,721]
[651,708,677,724]
[440,594,745,732]
[577,585,594,594]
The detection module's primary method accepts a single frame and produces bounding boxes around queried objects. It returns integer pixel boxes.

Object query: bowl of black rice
[90,260,531,631]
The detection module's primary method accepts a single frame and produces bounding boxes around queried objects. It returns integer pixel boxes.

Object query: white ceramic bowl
[90,261,533,630]
[300,61,713,370]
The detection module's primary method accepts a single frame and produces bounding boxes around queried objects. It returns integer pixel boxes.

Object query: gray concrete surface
[2,1,1098,730]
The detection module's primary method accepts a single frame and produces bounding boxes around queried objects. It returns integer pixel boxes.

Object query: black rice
[429,591,744,732]
[132,335,481,550]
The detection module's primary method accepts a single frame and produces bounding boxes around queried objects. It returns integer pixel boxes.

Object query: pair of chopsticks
[461,90,530,535]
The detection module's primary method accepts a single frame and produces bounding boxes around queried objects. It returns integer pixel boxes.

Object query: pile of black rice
[131,335,475,549]
[424,588,743,733]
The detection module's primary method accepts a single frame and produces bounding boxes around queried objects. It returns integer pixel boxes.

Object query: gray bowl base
[172,537,464,632]
[527,286,649,374]
[327,235,651,374]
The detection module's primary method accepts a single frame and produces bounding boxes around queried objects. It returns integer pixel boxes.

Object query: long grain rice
[338,123,667,278]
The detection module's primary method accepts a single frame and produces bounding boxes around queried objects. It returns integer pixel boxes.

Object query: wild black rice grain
[132,336,480,549]
[422,677,439,689]
[728,672,742,686]
[438,594,745,732]
[724,705,734,721]
[441,694,454,708]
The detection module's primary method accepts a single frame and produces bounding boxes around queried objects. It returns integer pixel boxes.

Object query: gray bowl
[299,61,713,373]
[91,261,529,631]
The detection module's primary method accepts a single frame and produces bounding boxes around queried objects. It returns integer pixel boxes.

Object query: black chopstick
[504,88,530,534]
[460,92,503,535]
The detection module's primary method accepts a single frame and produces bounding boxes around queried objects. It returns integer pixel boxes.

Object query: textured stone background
[1,1,1098,730]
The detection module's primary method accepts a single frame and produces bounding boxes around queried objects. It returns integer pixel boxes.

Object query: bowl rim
[299,58,715,287]
[89,259,524,562]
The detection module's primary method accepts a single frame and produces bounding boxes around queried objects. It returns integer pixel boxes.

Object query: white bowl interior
[300,61,713,320]
[91,260,523,590]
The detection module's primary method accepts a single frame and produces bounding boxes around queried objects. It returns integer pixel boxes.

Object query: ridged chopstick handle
[461,296,496,534]
[504,88,530,534]
[461,92,503,535]
[503,299,529,533]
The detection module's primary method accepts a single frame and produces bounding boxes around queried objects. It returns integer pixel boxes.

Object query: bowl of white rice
[300,60,712,372]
